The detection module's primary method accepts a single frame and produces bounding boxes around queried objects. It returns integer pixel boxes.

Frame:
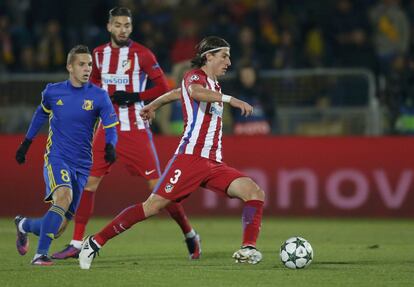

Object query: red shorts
[90,126,161,180]
[153,154,245,201]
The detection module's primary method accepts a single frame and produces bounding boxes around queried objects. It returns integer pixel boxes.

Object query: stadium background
[0,0,413,218]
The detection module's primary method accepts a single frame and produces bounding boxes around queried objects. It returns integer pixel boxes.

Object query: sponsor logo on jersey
[56,99,64,106]
[82,100,94,111]
[209,102,223,117]
[189,74,199,82]
[102,73,130,85]
[165,183,174,193]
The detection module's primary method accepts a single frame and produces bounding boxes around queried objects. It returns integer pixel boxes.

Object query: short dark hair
[109,7,132,22]
[191,36,230,68]
[67,45,90,65]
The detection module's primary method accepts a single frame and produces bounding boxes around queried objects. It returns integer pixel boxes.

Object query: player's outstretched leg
[79,194,170,269]
[165,202,201,259]
[227,177,265,264]
[79,202,147,269]
[14,216,29,255]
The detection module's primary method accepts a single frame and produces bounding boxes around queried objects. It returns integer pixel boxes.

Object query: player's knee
[241,179,265,202]
[248,186,265,202]
[53,188,72,210]
[241,179,265,201]
[143,195,169,217]
[235,178,265,202]
[143,202,161,217]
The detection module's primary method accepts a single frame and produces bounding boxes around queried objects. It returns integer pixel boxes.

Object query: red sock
[165,202,192,234]
[73,190,96,241]
[242,200,264,247]
[94,203,146,246]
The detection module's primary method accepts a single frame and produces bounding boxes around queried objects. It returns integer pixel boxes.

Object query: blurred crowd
[1,0,414,134]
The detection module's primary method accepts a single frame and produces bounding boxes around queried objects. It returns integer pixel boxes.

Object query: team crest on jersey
[82,100,94,111]
[122,59,131,72]
[189,75,199,82]
[165,183,174,193]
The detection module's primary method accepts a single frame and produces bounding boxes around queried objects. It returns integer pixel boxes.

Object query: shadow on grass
[316,261,357,265]
[76,251,281,270]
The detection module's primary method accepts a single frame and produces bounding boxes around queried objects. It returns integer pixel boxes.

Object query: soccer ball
[280,236,313,269]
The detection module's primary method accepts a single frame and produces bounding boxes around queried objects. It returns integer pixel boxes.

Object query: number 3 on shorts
[61,169,70,182]
[170,169,182,184]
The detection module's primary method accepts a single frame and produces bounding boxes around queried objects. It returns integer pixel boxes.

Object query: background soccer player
[52,7,200,260]
[14,45,119,265]
[78,36,265,269]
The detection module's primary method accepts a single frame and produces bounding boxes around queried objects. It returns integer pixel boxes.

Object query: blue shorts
[43,158,89,220]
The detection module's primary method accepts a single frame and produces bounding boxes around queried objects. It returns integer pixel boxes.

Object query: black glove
[104,143,116,164]
[111,91,140,106]
[16,138,32,164]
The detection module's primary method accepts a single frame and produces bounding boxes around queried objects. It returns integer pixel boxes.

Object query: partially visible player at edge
[14,45,119,265]
[78,36,265,269]
[52,7,200,260]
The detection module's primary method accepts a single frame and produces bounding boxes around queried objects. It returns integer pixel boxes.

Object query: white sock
[33,253,42,260]
[91,237,101,248]
[18,218,26,234]
[185,229,196,239]
[70,240,83,249]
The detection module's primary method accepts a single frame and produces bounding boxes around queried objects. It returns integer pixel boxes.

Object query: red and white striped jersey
[176,69,224,162]
[91,40,164,131]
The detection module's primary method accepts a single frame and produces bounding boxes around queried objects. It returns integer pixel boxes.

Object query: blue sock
[37,205,65,255]
[22,217,43,236]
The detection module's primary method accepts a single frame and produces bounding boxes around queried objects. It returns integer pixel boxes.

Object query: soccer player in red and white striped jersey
[78,36,265,269]
[90,27,167,131]
[52,7,200,260]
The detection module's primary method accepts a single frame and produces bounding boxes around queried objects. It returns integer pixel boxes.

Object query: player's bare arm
[228,97,254,117]
[189,84,253,117]
[140,88,181,121]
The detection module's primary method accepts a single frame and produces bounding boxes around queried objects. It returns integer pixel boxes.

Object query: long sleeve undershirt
[25,105,118,147]
[25,105,49,140]
[104,125,117,146]
[139,75,170,101]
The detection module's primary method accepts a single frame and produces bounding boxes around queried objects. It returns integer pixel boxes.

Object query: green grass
[0,217,413,287]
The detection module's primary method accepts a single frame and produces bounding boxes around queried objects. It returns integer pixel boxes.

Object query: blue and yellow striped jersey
[33,80,118,170]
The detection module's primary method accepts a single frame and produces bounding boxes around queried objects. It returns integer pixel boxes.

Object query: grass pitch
[0,217,413,287]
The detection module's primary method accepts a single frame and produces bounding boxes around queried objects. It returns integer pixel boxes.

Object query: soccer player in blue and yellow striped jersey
[14,45,119,266]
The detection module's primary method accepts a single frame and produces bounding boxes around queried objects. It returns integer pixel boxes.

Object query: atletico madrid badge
[165,183,174,193]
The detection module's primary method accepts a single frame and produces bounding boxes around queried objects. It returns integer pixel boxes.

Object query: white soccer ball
[280,236,313,269]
